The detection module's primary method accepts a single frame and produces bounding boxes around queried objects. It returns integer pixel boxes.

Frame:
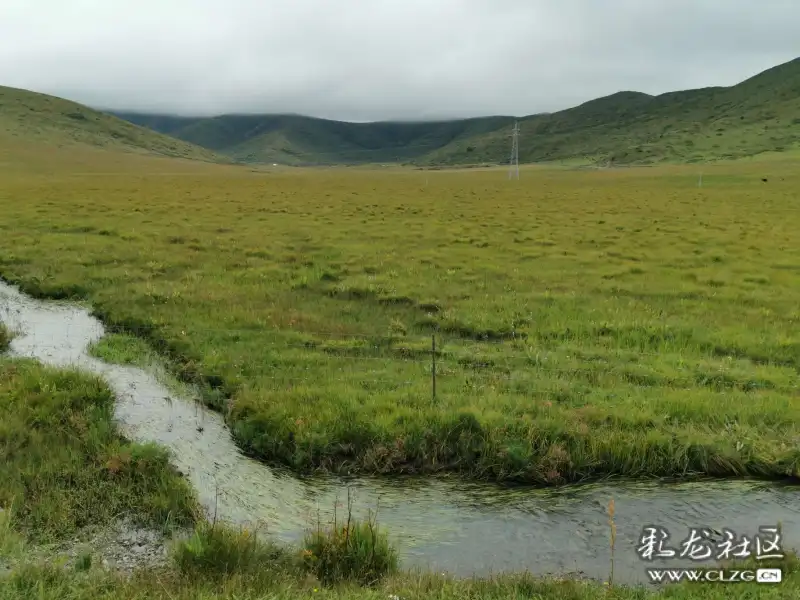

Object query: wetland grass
[1,153,799,484]
[2,313,799,597]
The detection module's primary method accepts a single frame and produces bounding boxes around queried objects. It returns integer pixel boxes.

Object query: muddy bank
[2,280,799,585]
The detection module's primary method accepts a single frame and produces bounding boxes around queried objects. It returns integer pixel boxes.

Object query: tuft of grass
[0,358,200,542]
[0,504,25,560]
[302,503,398,587]
[88,333,156,368]
[0,323,11,351]
[173,522,296,582]
[173,497,399,588]
[73,552,92,572]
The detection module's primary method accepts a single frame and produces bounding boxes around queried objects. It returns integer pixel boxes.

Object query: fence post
[431,333,437,401]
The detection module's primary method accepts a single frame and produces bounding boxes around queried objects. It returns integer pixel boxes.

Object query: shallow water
[2,279,799,584]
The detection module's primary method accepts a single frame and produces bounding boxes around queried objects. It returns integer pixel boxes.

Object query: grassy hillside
[114,57,800,166]
[114,111,516,165]
[429,56,800,166]
[0,86,227,163]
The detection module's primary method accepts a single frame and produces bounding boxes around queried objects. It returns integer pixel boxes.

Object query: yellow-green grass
[0,85,227,164]
[0,349,199,543]
[1,148,799,483]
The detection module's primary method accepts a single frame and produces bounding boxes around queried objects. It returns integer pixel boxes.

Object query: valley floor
[1,148,799,597]
[0,153,799,485]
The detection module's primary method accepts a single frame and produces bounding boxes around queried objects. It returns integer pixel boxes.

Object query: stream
[1,279,798,585]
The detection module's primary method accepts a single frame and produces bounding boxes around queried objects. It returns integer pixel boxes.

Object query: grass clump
[0,357,199,542]
[173,522,296,582]
[302,508,398,586]
[0,323,11,351]
[172,499,398,587]
[88,333,156,368]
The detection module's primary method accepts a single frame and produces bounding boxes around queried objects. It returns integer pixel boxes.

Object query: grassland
[2,321,798,598]
[1,143,799,485]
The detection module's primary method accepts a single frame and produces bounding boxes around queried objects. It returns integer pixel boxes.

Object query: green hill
[429,56,800,166]
[112,111,517,165]
[0,86,227,163]
[114,56,800,166]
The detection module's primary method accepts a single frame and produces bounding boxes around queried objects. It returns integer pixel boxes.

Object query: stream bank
[2,280,799,585]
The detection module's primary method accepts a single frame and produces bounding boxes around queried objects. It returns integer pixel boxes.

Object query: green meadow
[1,150,799,484]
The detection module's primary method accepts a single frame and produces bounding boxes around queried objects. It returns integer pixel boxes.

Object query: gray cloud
[1,0,798,121]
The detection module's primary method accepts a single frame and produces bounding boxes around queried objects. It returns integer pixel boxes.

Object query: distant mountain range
[107,112,519,166]
[3,57,798,166]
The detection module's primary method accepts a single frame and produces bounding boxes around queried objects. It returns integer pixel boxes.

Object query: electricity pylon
[508,121,520,180]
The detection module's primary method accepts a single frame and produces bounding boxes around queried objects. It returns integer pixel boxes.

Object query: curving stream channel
[1,279,798,585]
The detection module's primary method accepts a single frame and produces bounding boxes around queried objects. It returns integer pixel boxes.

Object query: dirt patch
[3,519,191,576]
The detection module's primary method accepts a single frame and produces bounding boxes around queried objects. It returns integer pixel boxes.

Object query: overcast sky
[1,0,798,122]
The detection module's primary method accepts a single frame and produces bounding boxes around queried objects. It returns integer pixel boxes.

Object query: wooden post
[432,333,437,401]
